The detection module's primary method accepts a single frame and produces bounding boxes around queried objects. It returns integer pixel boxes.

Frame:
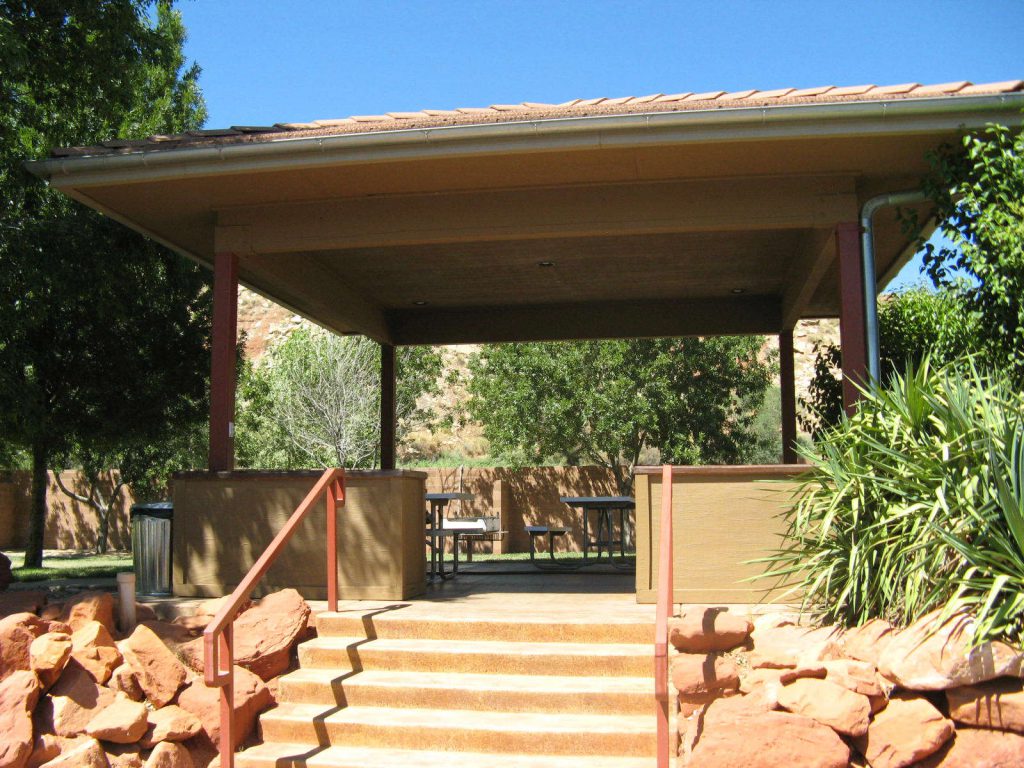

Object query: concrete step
[298,636,653,677]
[278,667,654,714]
[258,703,657,757]
[236,742,657,768]
[316,611,654,644]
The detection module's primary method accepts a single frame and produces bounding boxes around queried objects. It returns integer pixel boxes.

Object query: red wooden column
[209,252,239,472]
[380,343,397,470]
[836,222,868,415]
[779,330,798,463]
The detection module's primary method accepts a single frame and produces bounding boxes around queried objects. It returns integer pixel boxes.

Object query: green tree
[236,329,444,469]
[0,1,208,566]
[467,337,775,494]
[913,123,1024,381]
[800,288,975,437]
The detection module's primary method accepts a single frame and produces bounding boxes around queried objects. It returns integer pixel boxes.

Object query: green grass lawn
[2,550,132,582]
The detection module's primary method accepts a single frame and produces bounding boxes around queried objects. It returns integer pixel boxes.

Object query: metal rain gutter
[26,92,1024,189]
[861,190,929,381]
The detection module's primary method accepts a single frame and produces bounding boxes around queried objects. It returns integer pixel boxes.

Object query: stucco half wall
[634,465,806,604]
[171,469,427,600]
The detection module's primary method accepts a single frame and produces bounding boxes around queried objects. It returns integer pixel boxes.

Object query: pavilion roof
[51,79,1023,159]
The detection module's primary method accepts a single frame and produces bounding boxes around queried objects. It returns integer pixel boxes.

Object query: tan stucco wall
[634,465,805,604]
[171,470,428,600]
[0,471,134,551]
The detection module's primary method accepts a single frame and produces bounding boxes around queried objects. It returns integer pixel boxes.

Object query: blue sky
[177,0,1023,290]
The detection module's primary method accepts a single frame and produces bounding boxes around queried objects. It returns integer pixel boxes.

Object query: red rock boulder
[0,670,42,768]
[176,664,271,752]
[29,633,73,689]
[62,592,116,635]
[84,694,148,744]
[145,741,196,768]
[916,727,1024,767]
[70,620,122,684]
[141,705,203,748]
[946,677,1024,733]
[35,737,107,767]
[668,607,752,653]
[776,676,871,737]
[878,610,1024,690]
[39,659,117,737]
[0,612,48,681]
[686,695,850,768]
[231,588,310,681]
[853,693,955,768]
[119,623,188,707]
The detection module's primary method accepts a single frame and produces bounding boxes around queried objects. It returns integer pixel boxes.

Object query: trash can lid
[130,501,173,520]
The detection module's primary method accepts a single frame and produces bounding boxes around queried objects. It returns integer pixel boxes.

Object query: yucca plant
[757,358,1024,644]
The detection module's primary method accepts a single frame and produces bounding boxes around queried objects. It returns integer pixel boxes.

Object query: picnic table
[559,495,635,570]
[424,492,473,580]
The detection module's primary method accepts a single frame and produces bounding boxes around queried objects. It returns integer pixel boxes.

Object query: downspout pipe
[860,190,928,382]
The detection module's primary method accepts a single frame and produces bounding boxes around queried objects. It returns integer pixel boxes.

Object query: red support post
[779,330,798,463]
[836,222,868,415]
[209,252,239,472]
[380,343,397,470]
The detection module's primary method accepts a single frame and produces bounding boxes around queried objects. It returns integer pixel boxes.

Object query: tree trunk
[24,443,48,568]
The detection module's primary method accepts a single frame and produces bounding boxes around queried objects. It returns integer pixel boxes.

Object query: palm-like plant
[758,359,1024,644]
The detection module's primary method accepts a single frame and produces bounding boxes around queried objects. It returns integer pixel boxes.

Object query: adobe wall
[0,470,134,551]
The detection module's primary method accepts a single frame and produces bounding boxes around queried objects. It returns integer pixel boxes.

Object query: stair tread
[262,702,656,733]
[303,635,653,656]
[238,742,656,768]
[281,667,654,694]
[318,610,654,626]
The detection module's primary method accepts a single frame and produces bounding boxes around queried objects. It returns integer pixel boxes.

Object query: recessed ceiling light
[413,300,428,306]
[537,261,555,267]
[731,288,745,295]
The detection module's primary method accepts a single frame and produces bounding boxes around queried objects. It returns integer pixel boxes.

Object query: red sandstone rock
[232,589,310,681]
[109,663,145,702]
[120,623,188,707]
[668,607,752,653]
[36,737,107,768]
[779,663,827,684]
[0,612,48,681]
[823,659,884,697]
[141,620,194,647]
[41,659,117,737]
[43,621,72,636]
[853,694,955,768]
[686,695,850,768]
[25,733,83,768]
[84,694,148,743]
[135,603,159,623]
[141,705,203,748]
[104,743,144,768]
[29,633,72,689]
[827,618,895,666]
[0,590,47,618]
[0,670,42,768]
[671,652,739,696]
[174,596,250,635]
[777,676,872,737]
[146,742,196,768]
[878,611,1024,691]
[176,665,270,752]
[916,727,1024,767]
[71,620,122,684]
[747,623,840,669]
[946,677,1024,733]
[63,592,116,635]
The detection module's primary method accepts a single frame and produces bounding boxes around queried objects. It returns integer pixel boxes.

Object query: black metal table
[559,495,635,570]
[425,492,474,580]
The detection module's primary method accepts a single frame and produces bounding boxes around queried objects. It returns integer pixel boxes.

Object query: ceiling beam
[215,176,858,255]
[387,296,781,345]
[241,253,393,343]
[781,229,836,329]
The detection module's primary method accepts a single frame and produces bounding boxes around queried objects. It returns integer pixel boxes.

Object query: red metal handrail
[654,464,674,768]
[203,468,345,768]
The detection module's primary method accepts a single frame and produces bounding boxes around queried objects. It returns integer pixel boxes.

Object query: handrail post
[326,478,340,612]
[219,624,235,768]
[655,464,674,768]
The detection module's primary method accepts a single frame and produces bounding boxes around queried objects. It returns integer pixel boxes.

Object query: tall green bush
[761,360,1024,644]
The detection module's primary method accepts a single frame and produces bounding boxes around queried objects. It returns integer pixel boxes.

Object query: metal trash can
[131,502,173,596]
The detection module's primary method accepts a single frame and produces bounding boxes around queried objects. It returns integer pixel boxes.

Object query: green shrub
[761,359,1024,644]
